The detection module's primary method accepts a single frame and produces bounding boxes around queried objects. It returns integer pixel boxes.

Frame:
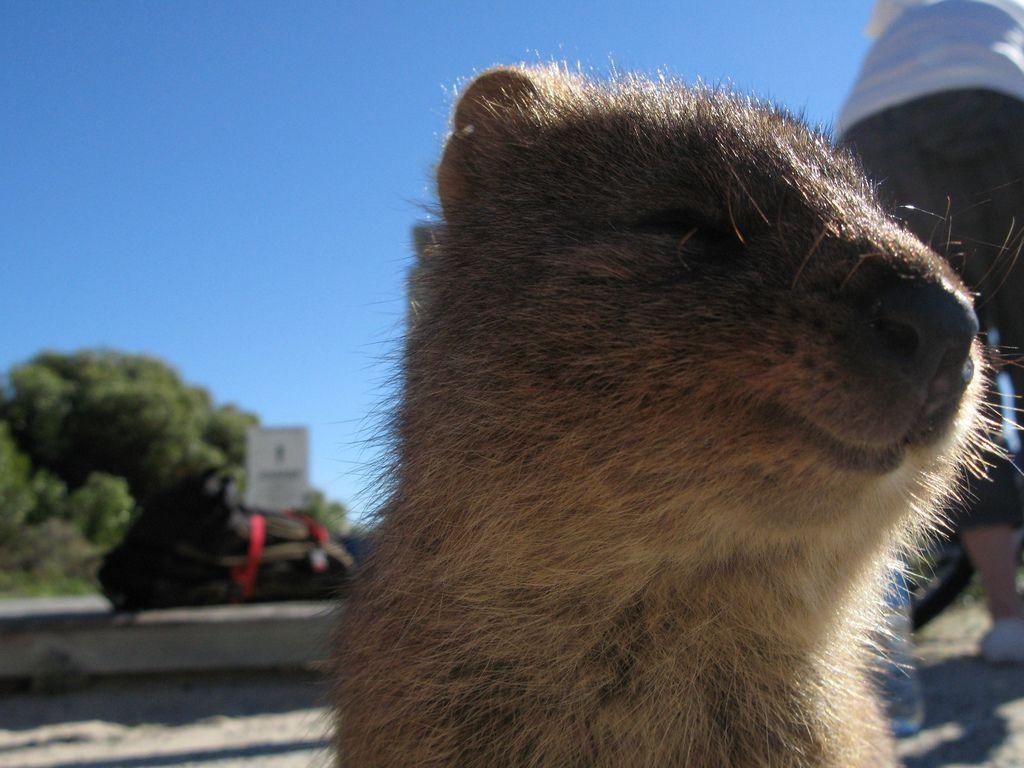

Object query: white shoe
[980,618,1024,663]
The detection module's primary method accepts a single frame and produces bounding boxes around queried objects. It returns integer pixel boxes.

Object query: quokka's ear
[451,68,538,133]
[438,68,539,219]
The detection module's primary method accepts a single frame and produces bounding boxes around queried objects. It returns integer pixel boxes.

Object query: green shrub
[26,468,68,525]
[0,518,100,596]
[65,472,137,549]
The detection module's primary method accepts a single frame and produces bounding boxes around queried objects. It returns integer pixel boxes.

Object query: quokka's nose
[870,279,978,415]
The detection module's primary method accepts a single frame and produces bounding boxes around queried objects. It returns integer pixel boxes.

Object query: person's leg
[964,521,1024,662]
[954,417,1024,661]
[962,524,1024,620]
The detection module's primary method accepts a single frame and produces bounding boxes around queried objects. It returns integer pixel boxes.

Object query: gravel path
[1,602,1023,767]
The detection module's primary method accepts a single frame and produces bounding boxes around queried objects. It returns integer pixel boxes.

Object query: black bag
[99,471,357,610]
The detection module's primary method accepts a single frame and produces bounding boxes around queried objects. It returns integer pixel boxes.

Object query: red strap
[307,519,328,544]
[231,513,266,601]
[281,510,330,572]
[285,510,329,543]
[297,513,329,573]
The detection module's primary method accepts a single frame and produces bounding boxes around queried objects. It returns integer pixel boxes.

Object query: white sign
[244,426,310,511]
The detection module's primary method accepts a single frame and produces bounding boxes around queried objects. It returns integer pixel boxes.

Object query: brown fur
[330,67,987,767]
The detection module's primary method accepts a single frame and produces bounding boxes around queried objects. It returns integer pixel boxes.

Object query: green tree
[0,350,258,504]
[0,421,35,544]
[204,404,258,467]
[1,363,73,467]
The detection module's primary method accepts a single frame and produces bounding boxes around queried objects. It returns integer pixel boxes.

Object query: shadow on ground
[0,739,329,768]
[900,655,1024,768]
[0,671,327,731]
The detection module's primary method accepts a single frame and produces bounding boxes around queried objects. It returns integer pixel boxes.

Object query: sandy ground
[2,601,1023,767]
[0,672,333,768]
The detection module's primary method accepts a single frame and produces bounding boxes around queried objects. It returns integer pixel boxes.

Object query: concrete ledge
[0,597,340,688]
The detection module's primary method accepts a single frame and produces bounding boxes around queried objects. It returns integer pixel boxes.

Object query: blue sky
[1,2,875,521]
